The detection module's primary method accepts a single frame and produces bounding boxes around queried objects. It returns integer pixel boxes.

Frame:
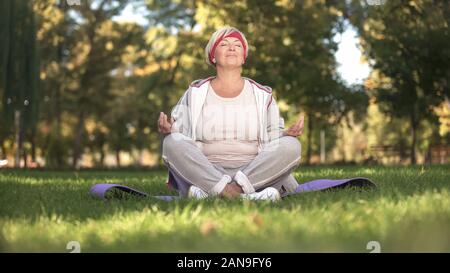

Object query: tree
[0,0,40,167]
[34,0,77,168]
[69,0,140,168]
[347,0,450,164]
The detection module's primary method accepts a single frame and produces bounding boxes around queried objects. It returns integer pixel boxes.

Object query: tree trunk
[31,130,36,163]
[115,149,121,167]
[137,149,143,166]
[72,110,85,168]
[23,148,27,168]
[410,112,417,165]
[306,113,313,165]
[14,110,21,168]
[53,0,67,168]
[0,140,6,158]
[320,129,325,164]
[100,147,105,167]
[52,80,63,168]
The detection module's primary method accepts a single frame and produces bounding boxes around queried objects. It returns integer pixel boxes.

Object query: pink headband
[209,31,247,64]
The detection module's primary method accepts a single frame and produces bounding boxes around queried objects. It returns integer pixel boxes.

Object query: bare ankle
[220,184,241,199]
[230,181,244,194]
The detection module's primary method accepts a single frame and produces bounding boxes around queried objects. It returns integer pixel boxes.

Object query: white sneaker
[241,187,281,202]
[188,185,209,199]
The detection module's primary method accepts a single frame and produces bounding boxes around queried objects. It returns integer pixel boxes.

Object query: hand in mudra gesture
[283,114,304,137]
[158,112,174,135]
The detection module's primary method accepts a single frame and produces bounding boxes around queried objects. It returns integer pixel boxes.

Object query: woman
[158,27,304,200]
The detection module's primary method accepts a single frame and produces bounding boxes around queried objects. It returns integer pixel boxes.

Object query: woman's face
[214,37,245,68]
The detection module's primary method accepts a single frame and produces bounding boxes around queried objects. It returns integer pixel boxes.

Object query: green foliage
[0,0,447,166]
[347,0,450,162]
[0,0,40,137]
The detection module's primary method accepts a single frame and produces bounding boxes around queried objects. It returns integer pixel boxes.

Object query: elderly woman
[158,27,304,201]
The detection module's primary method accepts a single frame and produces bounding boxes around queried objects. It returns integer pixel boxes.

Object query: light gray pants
[162,133,301,197]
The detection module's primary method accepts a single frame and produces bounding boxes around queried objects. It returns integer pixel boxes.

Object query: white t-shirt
[195,79,259,168]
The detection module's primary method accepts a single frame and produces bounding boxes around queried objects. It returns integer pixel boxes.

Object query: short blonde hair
[204,26,249,67]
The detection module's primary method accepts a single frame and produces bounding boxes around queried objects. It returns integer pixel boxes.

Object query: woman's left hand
[283,114,304,137]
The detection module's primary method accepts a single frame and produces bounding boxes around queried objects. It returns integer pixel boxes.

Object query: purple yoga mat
[89,184,180,201]
[295,177,376,193]
[89,177,376,201]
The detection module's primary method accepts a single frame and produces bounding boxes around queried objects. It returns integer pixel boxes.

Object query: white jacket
[170,76,285,153]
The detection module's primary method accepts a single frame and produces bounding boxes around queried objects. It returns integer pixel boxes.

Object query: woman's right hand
[158,112,174,135]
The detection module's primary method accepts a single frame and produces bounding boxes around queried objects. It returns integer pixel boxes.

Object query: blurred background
[0,0,448,169]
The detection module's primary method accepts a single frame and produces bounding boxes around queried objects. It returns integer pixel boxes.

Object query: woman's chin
[220,61,242,68]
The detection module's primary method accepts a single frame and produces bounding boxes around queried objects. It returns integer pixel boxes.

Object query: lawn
[1,165,449,252]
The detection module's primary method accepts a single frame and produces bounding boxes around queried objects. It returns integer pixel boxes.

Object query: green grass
[1,165,449,252]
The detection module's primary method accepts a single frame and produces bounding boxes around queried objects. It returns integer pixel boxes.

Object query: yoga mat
[295,177,376,193]
[89,177,376,201]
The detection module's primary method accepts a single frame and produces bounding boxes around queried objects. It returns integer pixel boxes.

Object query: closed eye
[220,40,242,46]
